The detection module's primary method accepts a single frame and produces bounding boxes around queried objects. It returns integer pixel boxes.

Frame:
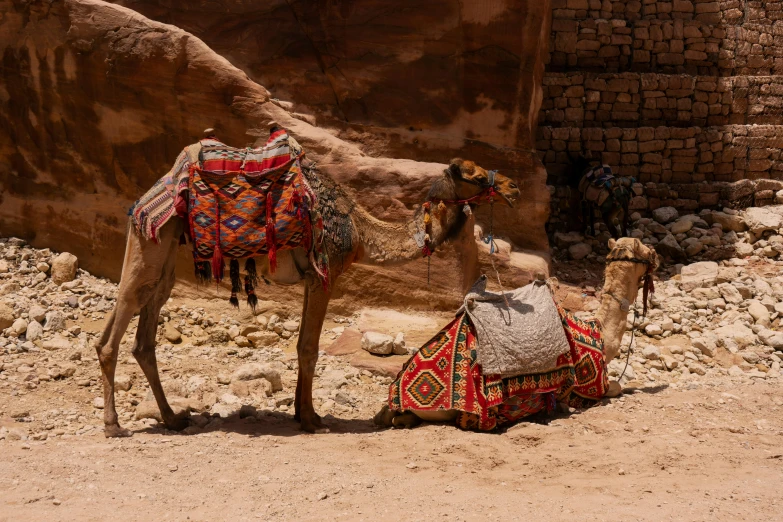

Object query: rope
[618,306,639,382]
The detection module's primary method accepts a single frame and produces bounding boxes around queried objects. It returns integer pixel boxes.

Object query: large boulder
[361,332,395,355]
[230,363,282,392]
[51,253,78,285]
[715,322,756,348]
[0,303,14,331]
[655,234,686,261]
[652,206,679,224]
[568,242,592,260]
[748,300,771,326]
[680,262,718,291]
[709,212,748,233]
[742,207,782,235]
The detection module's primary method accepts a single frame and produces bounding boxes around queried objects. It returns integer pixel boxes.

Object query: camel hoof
[163,415,190,432]
[604,380,623,398]
[392,412,421,429]
[373,405,396,428]
[300,414,328,434]
[104,425,133,438]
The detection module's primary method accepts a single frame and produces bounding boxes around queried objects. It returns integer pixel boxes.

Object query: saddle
[186,130,328,306]
[578,164,633,206]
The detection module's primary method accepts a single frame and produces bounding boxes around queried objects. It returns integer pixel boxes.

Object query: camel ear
[608,238,616,250]
[447,158,464,179]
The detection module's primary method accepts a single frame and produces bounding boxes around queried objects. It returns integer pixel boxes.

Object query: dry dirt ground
[3,280,783,521]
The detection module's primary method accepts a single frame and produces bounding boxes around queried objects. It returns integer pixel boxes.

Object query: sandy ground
[2,378,783,521]
[2,258,783,521]
[3,290,783,522]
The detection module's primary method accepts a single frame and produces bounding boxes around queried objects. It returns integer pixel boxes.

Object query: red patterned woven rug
[388,304,608,431]
[186,131,328,291]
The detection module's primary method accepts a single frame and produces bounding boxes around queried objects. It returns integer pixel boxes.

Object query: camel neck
[596,265,641,363]
[352,203,463,266]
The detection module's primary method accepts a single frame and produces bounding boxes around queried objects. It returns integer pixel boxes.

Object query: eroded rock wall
[0,0,552,309]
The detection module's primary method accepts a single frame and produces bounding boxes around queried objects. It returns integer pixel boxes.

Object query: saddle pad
[460,277,571,378]
[387,305,608,431]
[189,152,311,261]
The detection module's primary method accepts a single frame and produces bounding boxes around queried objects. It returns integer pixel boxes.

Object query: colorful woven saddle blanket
[187,130,320,279]
[130,132,304,241]
[388,304,608,431]
[130,131,329,301]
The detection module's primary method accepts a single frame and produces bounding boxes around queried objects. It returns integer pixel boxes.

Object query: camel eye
[509,182,517,189]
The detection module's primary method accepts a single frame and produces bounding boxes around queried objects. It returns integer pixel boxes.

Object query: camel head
[606,237,660,288]
[600,237,660,368]
[434,158,521,208]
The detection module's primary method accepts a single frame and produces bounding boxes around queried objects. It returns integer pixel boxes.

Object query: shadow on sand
[135,411,378,439]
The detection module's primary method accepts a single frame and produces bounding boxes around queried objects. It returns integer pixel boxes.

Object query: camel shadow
[135,411,378,438]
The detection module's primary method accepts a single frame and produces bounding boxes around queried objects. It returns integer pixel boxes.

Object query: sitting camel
[375,237,659,430]
[95,131,521,437]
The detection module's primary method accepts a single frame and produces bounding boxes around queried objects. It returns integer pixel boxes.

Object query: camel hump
[203,128,216,138]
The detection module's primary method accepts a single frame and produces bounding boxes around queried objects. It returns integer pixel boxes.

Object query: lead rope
[618,306,639,381]
[481,172,511,321]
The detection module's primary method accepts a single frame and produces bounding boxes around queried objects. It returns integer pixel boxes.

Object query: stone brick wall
[542,0,783,232]
[541,73,783,127]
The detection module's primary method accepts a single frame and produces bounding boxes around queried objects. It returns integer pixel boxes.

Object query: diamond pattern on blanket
[407,371,446,406]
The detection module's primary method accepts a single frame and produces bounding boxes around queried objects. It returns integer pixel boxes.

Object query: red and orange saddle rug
[186,130,328,294]
[388,304,608,431]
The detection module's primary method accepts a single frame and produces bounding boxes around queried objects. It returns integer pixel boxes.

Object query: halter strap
[605,253,655,316]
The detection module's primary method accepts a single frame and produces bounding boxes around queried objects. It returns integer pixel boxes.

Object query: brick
[639,140,666,153]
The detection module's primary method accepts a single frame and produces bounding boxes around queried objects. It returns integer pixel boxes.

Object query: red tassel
[212,196,224,282]
[321,263,330,291]
[266,193,277,272]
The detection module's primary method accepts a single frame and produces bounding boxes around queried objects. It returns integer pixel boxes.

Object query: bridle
[604,248,657,381]
[419,170,499,257]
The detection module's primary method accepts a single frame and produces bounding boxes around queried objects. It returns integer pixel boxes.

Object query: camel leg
[96,295,139,437]
[96,219,181,438]
[131,252,189,431]
[603,209,619,239]
[621,203,630,238]
[457,214,480,294]
[294,275,331,433]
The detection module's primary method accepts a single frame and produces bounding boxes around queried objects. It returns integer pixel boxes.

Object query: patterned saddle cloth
[187,130,329,299]
[130,130,329,307]
[388,304,608,431]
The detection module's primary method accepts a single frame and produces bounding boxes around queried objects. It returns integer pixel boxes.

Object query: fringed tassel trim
[245,275,258,312]
[212,196,224,283]
[266,194,277,272]
[229,259,241,308]
[195,261,212,284]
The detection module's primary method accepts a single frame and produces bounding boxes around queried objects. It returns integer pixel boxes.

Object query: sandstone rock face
[0,0,552,309]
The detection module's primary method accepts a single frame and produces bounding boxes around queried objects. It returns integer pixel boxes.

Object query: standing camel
[570,154,634,239]
[95,136,521,437]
